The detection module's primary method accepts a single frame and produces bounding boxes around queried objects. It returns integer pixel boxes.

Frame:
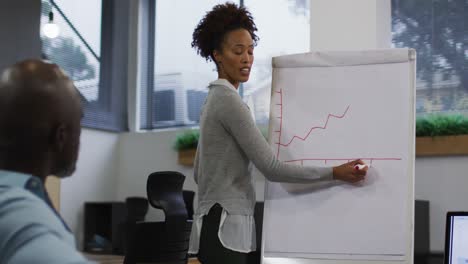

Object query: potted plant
[416,114,468,156]
[174,130,199,166]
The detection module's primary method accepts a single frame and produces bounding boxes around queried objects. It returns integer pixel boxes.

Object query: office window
[140,0,226,129]
[140,0,310,130]
[392,0,467,116]
[41,0,127,131]
[243,0,310,131]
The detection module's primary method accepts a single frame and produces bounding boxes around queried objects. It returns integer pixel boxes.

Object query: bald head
[0,59,82,179]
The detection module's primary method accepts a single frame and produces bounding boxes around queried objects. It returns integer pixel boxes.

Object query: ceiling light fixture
[42,9,60,39]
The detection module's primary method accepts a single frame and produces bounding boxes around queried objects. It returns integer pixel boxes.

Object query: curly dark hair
[191,2,259,62]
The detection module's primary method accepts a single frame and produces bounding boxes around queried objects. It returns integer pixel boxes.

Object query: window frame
[139,0,244,131]
[139,0,156,130]
[43,0,128,131]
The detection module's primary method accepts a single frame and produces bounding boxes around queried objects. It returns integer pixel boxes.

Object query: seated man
[0,60,92,263]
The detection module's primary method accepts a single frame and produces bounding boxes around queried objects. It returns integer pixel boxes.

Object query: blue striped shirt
[0,170,92,263]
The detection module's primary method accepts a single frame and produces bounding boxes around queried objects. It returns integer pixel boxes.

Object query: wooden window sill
[416,135,468,156]
[177,136,468,164]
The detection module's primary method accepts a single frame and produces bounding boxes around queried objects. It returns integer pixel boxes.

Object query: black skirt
[198,204,260,264]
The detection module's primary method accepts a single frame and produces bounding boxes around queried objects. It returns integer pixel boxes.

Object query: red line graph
[273,89,401,163]
[277,105,350,148]
[284,157,402,166]
[274,89,350,153]
[274,90,283,157]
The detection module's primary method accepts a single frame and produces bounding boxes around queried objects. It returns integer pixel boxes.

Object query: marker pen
[354,164,369,170]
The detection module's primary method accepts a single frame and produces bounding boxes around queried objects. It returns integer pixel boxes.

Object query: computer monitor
[444,212,468,264]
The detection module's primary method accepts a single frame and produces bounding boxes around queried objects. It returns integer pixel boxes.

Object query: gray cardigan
[194,79,333,216]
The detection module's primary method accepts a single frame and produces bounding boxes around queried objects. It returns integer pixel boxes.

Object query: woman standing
[189,3,368,264]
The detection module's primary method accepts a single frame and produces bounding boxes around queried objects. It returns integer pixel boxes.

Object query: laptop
[444,212,468,264]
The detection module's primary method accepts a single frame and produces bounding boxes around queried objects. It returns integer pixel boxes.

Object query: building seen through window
[392,0,467,116]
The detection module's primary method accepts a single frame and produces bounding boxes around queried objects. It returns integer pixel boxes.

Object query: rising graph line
[276,104,350,148]
[273,89,401,163]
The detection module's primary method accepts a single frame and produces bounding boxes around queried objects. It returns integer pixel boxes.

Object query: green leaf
[173,130,200,151]
[416,114,468,137]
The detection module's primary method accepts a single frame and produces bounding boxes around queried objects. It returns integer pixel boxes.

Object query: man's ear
[52,123,67,152]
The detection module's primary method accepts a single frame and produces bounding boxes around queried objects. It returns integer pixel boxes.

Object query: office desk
[84,253,201,264]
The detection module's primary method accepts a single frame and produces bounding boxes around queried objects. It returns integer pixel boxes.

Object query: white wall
[415,157,468,251]
[116,130,197,221]
[310,0,391,51]
[60,128,120,249]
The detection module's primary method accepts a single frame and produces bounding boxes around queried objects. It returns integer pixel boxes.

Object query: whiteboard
[262,49,415,264]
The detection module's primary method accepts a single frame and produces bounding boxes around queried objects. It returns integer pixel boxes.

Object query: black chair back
[147,171,188,221]
[182,190,195,220]
[124,171,192,264]
[125,197,148,222]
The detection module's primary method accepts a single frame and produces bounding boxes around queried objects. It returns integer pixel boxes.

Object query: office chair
[126,197,149,222]
[124,171,192,264]
[182,190,195,220]
[115,197,149,255]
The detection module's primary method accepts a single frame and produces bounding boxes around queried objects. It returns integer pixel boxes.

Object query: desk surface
[84,253,200,264]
